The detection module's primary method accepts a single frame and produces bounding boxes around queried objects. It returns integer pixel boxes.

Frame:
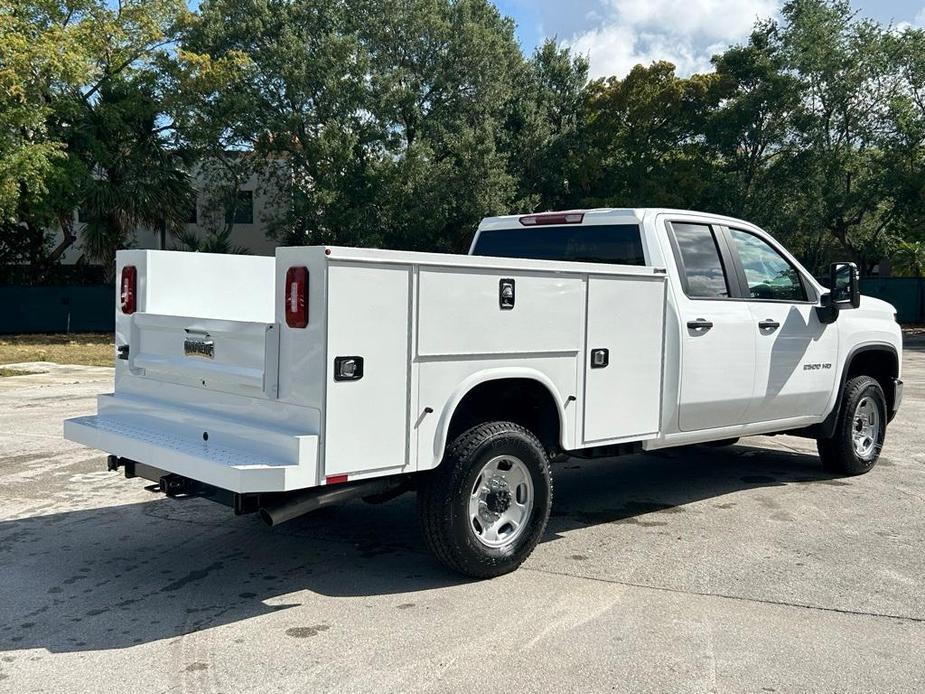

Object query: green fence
[859,278,925,324]
[0,285,115,334]
[0,276,922,335]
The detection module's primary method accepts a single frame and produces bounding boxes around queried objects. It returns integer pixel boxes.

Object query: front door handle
[687,318,713,331]
[758,319,780,331]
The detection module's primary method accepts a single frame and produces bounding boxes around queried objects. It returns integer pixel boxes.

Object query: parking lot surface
[1,344,923,693]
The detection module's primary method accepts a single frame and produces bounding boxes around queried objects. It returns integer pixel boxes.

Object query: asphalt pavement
[0,343,923,693]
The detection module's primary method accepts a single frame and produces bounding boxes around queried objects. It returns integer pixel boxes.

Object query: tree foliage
[3,0,925,276]
[1,0,194,272]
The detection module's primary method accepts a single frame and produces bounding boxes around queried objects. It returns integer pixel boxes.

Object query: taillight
[120,266,137,314]
[285,266,308,328]
[519,212,584,226]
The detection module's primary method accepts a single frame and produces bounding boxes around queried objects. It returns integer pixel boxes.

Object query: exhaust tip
[258,508,275,527]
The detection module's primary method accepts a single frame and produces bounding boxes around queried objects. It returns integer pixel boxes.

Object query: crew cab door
[723,227,838,422]
[666,221,756,431]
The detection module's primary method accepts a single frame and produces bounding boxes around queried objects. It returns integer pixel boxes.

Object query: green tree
[507,40,589,211]
[75,78,194,270]
[361,0,526,251]
[775,0,910,273]
[572,62,720,209]
[184,0,373,247]
[892,241,925,277]
[185,0,529,253]
[705,23,801,222]
[0,0,92,264]
[1,0,194,273]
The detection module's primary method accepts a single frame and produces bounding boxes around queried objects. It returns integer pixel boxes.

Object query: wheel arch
[820,342,899,437]
[429,369,569,468]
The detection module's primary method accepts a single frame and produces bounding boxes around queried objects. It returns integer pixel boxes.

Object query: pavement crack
[524,567,925,624]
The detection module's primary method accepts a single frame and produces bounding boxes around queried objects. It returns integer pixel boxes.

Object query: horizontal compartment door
[129,313,280,398]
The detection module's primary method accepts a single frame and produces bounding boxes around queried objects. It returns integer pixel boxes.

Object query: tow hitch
[159,473,193,497]
[105,456,260,515]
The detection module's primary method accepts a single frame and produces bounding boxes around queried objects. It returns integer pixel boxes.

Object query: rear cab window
[471,224,646,266]
[667,222,730,299]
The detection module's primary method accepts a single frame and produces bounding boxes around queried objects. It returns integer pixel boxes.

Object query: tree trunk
[46,215,77,265]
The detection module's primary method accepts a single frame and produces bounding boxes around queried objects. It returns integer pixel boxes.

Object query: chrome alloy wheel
[852,396,881,460]
[468,455,534,548]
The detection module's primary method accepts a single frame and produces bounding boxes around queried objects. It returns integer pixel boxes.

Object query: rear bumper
[64,395,319,494]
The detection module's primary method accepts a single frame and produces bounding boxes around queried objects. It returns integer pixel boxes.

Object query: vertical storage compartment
[582,274,666,443]
[322,262,413,477]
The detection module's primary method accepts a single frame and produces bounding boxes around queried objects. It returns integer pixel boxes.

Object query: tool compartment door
[582,275,666,444]
[129,313,280,399]
[323,262,412,477]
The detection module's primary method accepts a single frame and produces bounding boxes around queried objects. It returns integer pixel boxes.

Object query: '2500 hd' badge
[803,362,832,371]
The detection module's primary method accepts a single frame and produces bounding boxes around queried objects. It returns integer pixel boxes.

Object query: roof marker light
[519,212,584,226]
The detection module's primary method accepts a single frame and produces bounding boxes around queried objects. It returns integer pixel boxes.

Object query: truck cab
[471,208,902,450]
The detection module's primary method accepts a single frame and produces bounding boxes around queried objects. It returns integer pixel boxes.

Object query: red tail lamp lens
[120,266,137,314]
[285,266,309,328]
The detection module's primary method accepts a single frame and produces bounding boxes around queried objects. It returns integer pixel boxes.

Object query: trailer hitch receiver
[159,474,193,497]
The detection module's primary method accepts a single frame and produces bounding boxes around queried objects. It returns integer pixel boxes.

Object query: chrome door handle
[686,318,713,331]
[758,319,780,331]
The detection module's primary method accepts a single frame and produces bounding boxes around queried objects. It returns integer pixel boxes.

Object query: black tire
[817,375,886,476]
[417,421,552,578]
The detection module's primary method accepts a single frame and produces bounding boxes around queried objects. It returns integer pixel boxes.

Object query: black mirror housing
[830,261,861,309]
[816,262,860,324]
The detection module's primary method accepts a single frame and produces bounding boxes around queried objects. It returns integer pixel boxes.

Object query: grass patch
[0,333,114,367]
[0,367,34,377]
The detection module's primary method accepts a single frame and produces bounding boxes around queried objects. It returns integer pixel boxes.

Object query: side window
[669,222,730,298]
[728,229,806,302]
[226,190,254,225]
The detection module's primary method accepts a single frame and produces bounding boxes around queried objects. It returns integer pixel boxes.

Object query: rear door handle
[758,319,780,331]
[687,318,713,331]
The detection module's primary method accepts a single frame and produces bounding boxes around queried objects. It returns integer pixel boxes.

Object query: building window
[225,190,254,225]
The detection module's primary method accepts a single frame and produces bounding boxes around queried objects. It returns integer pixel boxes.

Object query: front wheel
[418,421,552,578]
[817,375,886,475]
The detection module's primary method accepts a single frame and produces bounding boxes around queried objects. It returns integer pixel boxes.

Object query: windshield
[471,224,645,266]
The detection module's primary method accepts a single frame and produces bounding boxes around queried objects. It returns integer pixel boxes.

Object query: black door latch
[590,348,609,368]
[499,278,515,310]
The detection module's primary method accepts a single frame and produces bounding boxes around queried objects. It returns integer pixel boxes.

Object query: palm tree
[892,241,925,277]
[75,79,194,275]
[172,226,248,254]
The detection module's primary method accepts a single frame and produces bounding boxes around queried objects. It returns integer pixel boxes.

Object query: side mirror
[830,261,860,309]
[817,261,860,324]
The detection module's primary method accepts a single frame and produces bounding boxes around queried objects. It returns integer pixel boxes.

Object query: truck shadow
[0,441,843,654]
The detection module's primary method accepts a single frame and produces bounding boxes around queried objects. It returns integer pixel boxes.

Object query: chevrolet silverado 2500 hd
[64,208,903,577]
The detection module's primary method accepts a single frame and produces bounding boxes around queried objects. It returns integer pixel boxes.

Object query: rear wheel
[418,421,552,578]
[817,375,886,475]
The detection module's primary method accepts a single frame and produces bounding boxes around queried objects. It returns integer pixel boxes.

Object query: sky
[492,0,925,78]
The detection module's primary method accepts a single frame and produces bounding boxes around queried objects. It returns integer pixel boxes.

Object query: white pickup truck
[65,208,903,577]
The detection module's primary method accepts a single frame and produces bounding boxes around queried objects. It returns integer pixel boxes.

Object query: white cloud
[563,0,781,79]
[567,25,711,78]
[609,0,779,41]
